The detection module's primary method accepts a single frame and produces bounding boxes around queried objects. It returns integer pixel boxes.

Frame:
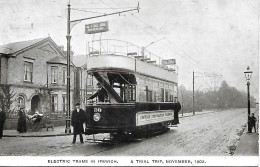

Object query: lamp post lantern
[244,66,253,132]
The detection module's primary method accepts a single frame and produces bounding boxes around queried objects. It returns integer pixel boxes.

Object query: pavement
[3,126,72,137]
[234,108,259,156]
[234,131,259,156]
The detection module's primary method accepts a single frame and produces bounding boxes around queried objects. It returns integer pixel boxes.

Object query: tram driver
[88,82,108,102]
[172,97,181,125]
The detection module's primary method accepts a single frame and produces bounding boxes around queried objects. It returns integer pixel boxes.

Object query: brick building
[0,37,78,115]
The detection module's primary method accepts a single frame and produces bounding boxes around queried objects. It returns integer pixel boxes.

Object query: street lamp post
[244,66,253,132]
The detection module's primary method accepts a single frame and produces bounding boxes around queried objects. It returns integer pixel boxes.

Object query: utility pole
[192,71,195,115]
[65,3,71,133]
[65,2,140,133]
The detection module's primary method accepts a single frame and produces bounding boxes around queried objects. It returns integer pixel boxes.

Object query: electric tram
[85,39,178,139]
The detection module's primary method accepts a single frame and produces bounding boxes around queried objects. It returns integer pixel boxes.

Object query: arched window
[17,96,25,109]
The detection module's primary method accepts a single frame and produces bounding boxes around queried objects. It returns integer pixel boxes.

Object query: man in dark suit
[172,97,181,125]
[0,108,6,139]
[88,83,108,102]
[71,103,86,143]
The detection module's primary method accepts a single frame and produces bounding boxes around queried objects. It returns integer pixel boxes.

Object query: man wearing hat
[172,97,181,125]
[71,103,86,143]
[0,108,6,139]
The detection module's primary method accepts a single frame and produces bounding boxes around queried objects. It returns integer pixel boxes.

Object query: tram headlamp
[93,113,101,121]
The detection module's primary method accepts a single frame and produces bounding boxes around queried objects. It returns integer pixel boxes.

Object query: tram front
[85,54,138,135]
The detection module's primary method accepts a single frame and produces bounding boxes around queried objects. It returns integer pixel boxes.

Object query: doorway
[31,95,40,114]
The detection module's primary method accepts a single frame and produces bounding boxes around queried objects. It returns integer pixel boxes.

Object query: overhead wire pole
[65,3,72,133]
[192,71,195,115]
[65,2,140,134]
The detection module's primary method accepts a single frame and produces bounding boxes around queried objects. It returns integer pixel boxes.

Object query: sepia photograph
[0,0,259,166]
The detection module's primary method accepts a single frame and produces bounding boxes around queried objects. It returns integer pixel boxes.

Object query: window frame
[24,61,33,82]
[17,96,25,109]
[51,66,58,84]
[62,94,67,113]
[51,94,58,112]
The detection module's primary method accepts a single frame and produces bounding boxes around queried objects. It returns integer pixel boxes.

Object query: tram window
[145,86,153,102]
[161,88,165,102]
[125,84,136,102]
[139,85,146,102]
[170,95,173,102]
[154,91,157,102]
[165,89,169,102]
[87,75,93,86]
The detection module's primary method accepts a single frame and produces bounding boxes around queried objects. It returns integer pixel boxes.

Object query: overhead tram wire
[71,8,107,14]
[102,0,222,82]
[98,6,204,76]
[106,0,218,76]
[71,7,136,10]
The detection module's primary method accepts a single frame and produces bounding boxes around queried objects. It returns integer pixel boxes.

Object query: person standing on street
[71,103,86,144]
[17,107,27,133]
[172,97,181,125]
[0,108,6,139]
[249,113,257,133]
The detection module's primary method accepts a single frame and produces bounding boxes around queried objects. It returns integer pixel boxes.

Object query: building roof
[0,38,47,55]
[47,56,73,65]
[47,56,67,64]
[0,37,76,66]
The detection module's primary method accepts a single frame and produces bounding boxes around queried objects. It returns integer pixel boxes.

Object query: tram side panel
[85,103,175,135]
[85,104,136,134]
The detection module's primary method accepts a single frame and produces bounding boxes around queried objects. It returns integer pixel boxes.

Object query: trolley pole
[192,71,195,115]
[65,3,71,134]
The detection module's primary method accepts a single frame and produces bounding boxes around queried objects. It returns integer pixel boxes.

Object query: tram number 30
[94,108,102,113]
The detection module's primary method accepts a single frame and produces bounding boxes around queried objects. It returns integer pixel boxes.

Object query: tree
[179,80,253,112]
[0,84,15,111]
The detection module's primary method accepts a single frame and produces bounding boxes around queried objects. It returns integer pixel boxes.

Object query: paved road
[0,108,252,156]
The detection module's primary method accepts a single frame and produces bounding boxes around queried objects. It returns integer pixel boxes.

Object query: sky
[0,0,259,100]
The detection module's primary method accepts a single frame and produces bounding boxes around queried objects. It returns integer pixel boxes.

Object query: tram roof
[86,54,178,84]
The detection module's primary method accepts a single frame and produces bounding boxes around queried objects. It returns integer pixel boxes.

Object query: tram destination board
[161,59,176,65]
[85,21,109,34]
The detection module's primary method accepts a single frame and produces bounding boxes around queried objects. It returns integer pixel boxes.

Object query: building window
[51,66,58,84]
[62,94,67,113]
[17,96,25,109]
[62,67,67,85]
[24,62,33,82]
[51,94,58,112]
